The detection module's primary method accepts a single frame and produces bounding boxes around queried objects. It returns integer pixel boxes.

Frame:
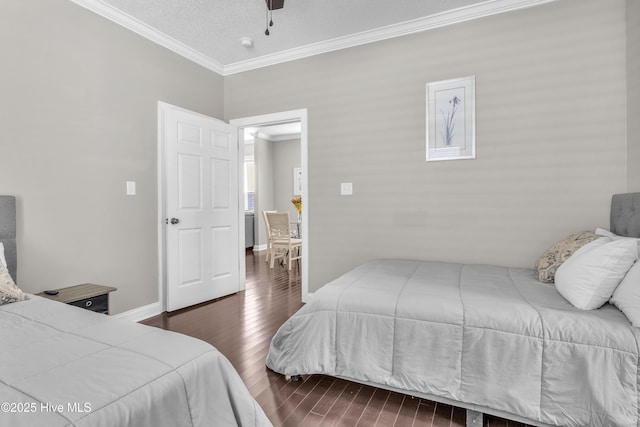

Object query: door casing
[230,109,309,303]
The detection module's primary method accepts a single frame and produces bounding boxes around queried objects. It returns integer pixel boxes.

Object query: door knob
[170,218,180,225]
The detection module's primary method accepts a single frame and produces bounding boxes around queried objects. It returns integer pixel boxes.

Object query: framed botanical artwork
[426,75,476,161]
[293,167,302,196]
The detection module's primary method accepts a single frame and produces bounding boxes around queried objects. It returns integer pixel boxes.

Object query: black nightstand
[37,283,117,314]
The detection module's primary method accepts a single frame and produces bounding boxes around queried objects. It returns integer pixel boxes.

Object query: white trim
[226,0,554,74]
[224,0,555,76]
[157,102,167,313]
[252,244,268,251]
[238,127,247,294]
[113,274,310,326]
[113,302,162,322]
[231,109,310,303]
[68,0,224,75]
[257,132,302,142]
[69,0,554,76]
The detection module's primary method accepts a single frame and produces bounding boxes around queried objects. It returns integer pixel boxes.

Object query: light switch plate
[126,181,136,196]
[340,182,353,196]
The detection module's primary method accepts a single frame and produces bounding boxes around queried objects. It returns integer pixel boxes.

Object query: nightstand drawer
[37,284,117,315]
[69,294,109,313]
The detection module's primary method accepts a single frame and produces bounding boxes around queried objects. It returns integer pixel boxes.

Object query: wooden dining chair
[262,210,277,265]
[265,211,302,270]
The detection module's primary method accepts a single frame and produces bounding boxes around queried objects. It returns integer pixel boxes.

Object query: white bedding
[267,259,640,426]
[0,295,271,427]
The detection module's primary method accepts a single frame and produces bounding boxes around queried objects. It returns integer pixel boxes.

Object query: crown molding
[225,0,555,75]
[69,0,554,77]
[257,132,302,142]
[68,0,225,75]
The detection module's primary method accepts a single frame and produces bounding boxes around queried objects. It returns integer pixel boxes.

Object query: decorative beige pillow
[535,231,601,283]
[0,262,28,305]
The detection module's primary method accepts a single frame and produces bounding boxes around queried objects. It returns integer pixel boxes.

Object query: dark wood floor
[141,250,530,427]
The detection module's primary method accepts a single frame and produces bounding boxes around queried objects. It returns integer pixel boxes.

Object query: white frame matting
[426,75,476,161]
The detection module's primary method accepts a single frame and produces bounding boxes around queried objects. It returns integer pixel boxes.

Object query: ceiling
[71,0,553,75]
[244,122,301,142]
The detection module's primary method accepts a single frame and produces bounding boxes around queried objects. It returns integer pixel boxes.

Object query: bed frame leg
[289,375,302,382]
[466,409,483,427]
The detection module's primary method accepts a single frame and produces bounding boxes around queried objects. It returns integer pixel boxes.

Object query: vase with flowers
[290,196,302,224]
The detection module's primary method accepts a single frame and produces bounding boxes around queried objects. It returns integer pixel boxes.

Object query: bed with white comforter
[267,192,640,427]
[0,195,271,427]
[1,295,271,427]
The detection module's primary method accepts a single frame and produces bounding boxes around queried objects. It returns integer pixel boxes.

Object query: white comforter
[0,296,271,427]
[267,259,640,426]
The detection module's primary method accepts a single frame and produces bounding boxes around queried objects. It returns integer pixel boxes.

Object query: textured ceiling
[90,0,494,66]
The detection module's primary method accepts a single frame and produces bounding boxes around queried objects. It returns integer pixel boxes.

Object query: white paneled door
[162,104,239,312]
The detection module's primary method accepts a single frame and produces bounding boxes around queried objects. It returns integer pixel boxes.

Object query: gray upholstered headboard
[0,196,17,281]
[611,192,640,238]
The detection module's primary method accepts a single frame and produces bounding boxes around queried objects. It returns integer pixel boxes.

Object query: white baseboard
[252,244,267,251]
[113,302,162,322]
[113,277,305,321]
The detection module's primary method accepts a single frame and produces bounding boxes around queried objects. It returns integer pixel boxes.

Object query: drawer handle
[85,300,93,307]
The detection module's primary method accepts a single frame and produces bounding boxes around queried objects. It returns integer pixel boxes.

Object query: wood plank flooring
[141,250,531,427]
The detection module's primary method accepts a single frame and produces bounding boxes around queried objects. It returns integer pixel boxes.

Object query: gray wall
[273,139,302,221]
[226,0,629,293]
[253,138,301,247]
[0,0,224,314]
[1,0,635,310]
[254,137,275,247]
[628,0,640,191]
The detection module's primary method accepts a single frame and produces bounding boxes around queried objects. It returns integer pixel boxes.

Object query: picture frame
[426,75,476,161]
[293,167,302,196]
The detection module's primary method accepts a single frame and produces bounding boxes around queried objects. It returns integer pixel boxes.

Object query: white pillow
[595,227,617,238]
[555,238,638,310]
[611,261,640,326]
[0,242,6,268]
[595,228,640,255]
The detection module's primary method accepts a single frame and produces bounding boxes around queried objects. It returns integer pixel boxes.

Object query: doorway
[244,122,301,251]
[231,109,309,302]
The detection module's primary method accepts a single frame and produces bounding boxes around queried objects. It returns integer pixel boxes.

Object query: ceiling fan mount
[266,0,284,11]
[264,0,284,35]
